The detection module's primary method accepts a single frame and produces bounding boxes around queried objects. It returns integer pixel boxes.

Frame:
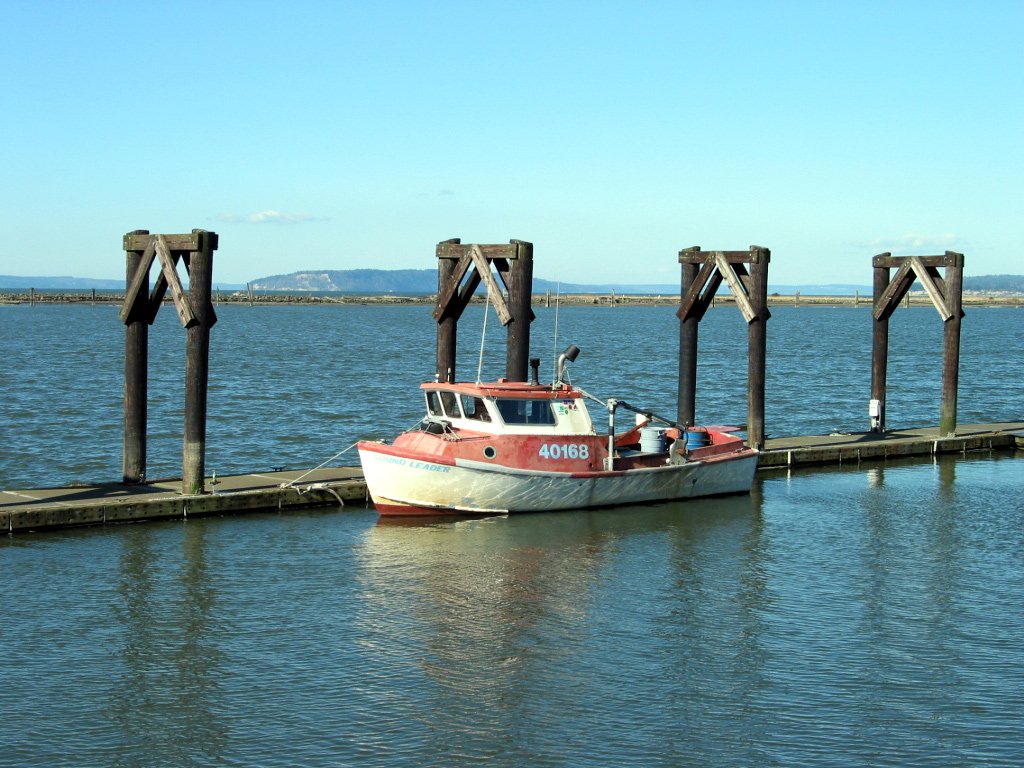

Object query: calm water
[2,302,1023,766]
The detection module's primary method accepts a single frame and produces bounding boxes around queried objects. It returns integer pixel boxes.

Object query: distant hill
[248,269,878,296]
[251,269,439,293]
[249,268,681,294]
[0,275,242,290]
[0,275,124,290]
[3,270,1022,295]
[962,274,1024,293]
[240,270,1024,296]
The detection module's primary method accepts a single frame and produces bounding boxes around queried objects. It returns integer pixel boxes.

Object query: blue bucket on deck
[639,425,668,453]
[685,430,710,449]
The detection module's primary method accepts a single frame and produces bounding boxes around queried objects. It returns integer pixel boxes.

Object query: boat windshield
[425,390,462,418]
[495,398,556,425]
[459,394,491,421]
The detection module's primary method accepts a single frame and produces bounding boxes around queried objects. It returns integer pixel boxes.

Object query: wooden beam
[494,258,536,322]
[468,244,513,325]
[679,249,754,265]
[910,256,953,321]
[437,242,519,261]
[155,235,197,327]
[676,261,717,320]
[714,251,757,323]
[675,252,757,268]
[119,237,157,324]
[124,232,207,252]
[872,252,960,269]
[433,253,473,320]
[873,261,916,321]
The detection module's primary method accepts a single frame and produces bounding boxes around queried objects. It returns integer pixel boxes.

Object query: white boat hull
[358,445,758,515]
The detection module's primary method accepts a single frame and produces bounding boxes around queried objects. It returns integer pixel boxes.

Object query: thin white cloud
[216,210,329,224]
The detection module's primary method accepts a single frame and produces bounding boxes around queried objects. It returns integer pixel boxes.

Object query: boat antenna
[551,281,561,386]
[476,280,493,384]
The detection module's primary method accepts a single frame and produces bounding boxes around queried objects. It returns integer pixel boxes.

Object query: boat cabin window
[439,391,461,418]
[459,394,491,421]
[425,391,443,417]
[495,398,556,425]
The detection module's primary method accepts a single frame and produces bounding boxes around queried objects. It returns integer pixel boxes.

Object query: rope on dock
[279,443,359,490]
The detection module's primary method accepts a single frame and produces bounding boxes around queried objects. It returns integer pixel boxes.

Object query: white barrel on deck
[639,425,668,453]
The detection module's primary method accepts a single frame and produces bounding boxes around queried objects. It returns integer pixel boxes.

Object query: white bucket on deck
[639,425,668,453]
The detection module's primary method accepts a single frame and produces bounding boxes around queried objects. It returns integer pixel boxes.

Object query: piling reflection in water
[111,524,227,763]
[2,455,1023,766]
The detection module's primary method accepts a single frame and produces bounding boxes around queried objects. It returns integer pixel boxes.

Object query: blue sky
[2,0,1020,286]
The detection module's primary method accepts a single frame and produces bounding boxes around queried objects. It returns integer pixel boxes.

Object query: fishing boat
[357,346,758,516]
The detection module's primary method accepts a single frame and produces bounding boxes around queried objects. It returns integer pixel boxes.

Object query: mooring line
[280,443,359,489]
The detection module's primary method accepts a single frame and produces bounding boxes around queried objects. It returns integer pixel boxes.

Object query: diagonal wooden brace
[910,256,953,321]
[714,251,757,323]
[468,244,512,325]
[119,237,157,324]
[155,235,198,327]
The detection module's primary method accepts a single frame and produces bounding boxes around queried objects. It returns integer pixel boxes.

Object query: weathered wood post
[677,246,770,450]
[505,240,534,382]
[747,247,770,450]
[123,229,150,483]
[436,238,460,382]
[870,256,891,432]
[183,230,216,495]
[677,255,701,426]
[940,252,964,436]
[870,251,964,436]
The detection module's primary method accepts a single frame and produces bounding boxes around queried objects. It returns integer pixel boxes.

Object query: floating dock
[2,423,1022,534]
[1,467,366,534]
[759,421,1024,469]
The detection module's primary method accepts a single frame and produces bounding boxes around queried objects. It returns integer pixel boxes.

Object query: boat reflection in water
[354,490,767,753]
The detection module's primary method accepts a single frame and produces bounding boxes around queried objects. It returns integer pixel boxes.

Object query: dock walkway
[3,423,1022,534]
[1,467,366,533]
[759,421,1024,468]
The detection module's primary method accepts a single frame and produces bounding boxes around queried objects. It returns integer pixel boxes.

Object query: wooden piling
[870,259,891,431]
[677,260,700,426]
[435,238,460,382]
[183,230,216,495]
[747,247,770,450]
[940,252,964,436]
[505,240,533,382]
[122,230,150,483]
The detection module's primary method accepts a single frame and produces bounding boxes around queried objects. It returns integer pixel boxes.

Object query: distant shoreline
[2,289,1022,309]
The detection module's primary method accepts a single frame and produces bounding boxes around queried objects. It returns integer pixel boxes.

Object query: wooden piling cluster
[871,251,965,436]
[676,246,771,450]
[121,230,218,494]
[434,239,534,382]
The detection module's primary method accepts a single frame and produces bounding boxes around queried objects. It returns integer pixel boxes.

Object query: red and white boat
[357,346,758,516]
